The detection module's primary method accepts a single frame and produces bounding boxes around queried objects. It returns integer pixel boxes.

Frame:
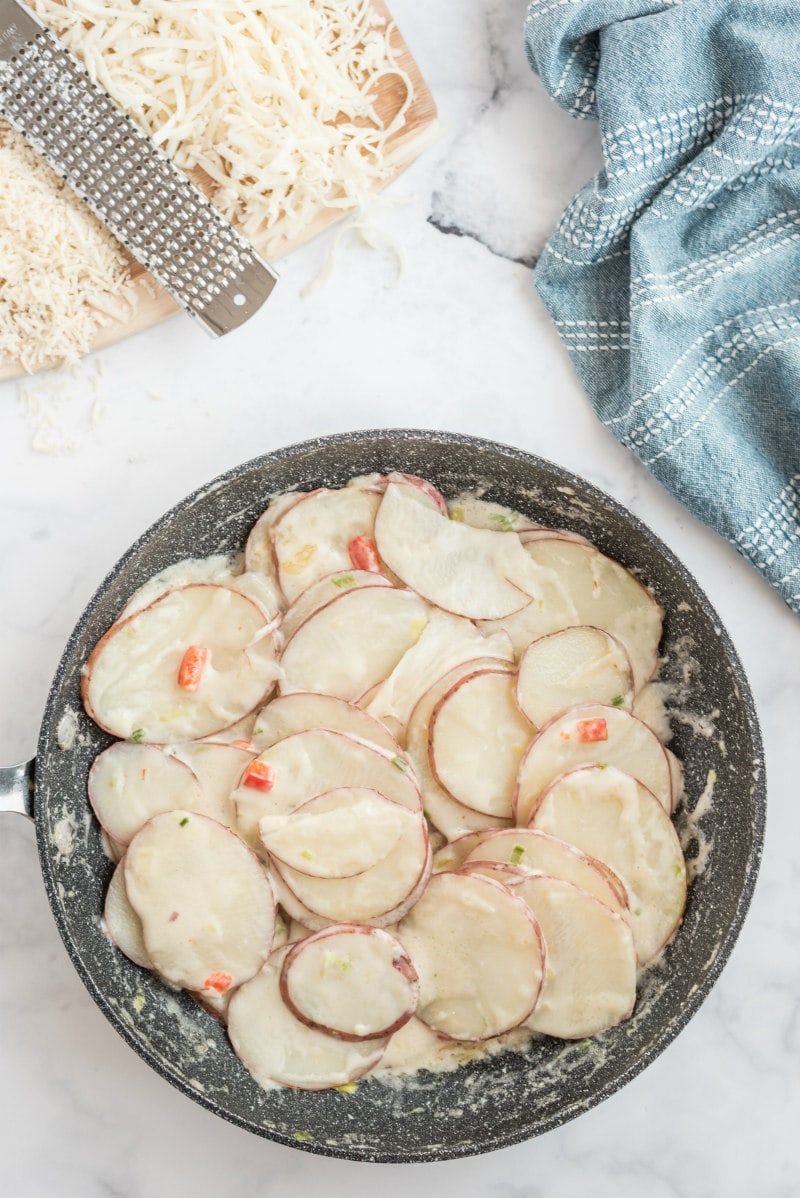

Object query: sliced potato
[273,484,382,603]
[512,875,637,1039]
[244,491,307,578]
[530,765,687,965]
[385,472,447,514]
[83,584,280,743]
[406,659,515,839]
[272,809,429,926]
[279,585,429,702]
[280,925,418,1040]
[280,571,393,644]
[233,728,421,850]
[517,626,633,727]
[397,871,544,1041]
[365,609,514,741]
[514,703,672,826]
[228,946,388,1090]
[102,861,152,969]
[124,810,276,992]
[462,828,628,915]
[374,482,541,620]
[251,691,400,756]
[88,742,203,845]
[259,788,409,879]
[446,495,543,532]
[429,669,534,817]
[523,538,663,690]
[170,741,255,830]
[117,555,235,621]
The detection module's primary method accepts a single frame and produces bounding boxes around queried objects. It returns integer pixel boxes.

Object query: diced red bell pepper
[242,760,275,791]
[576,717,608,743]
[203,971,233,994]
[177,645,208,691]
[348,535,381,573]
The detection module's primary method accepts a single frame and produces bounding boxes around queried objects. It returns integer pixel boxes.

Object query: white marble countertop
[1,2,798,1194]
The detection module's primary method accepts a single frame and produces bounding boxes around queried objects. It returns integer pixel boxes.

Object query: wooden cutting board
[0,1,436,382]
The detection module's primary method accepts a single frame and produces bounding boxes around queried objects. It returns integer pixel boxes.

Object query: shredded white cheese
[30,0,415,252]
[0,122,137,374]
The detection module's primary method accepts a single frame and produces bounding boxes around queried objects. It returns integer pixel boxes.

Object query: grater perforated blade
[0,0,278,338]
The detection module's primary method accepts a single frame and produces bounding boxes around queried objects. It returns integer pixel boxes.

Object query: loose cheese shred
[0,122,137,374]
[30,0,416,251]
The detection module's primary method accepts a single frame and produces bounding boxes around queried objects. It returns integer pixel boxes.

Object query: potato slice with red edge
[228,946,388,1090]
[102,860,152,970]
[429,668,534,818]
[375,482,546,620]
[364,609,514,740]
[251,691,399,756]
[279,586,429,702]
[280,925,418,1040]
[170,741,255,830]
[446,496,543,532]
[406,658,515,839]
[396,871,545,1041]
[117,555,234,621]
[530,765,687,965]
[124,810,276,992]
[83,584,280,743]
[514,703,672,827]
[280,570,394,644]
[259,788,409,879]
[272,484,382,603]
[517,626,634,727]
[523,538,663,691]
[511,874,637,1039]
[271,808,429,926]
[385,472,448,514]
[462,828,628,915]
[431,830,488,872]
[244,491,307,578]
[233,728,421,851]
[88,742,203,845]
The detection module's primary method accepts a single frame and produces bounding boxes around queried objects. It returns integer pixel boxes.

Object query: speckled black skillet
[5,430,765,1162]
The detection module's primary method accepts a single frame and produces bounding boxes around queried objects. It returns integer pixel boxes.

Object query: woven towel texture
[526,0,800,614]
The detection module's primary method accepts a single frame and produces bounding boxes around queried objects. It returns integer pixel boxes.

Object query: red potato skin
[528,765,687,959]
[385,473,448,515]
[401,871,547,1043]
[511,703,673,825]
[243,490,308,578]
[279,571,394,644]
[515,624,635,726]
[228,947,389,1091]
[250,691,400,755]
[87,742,201,845]
[81,583,280,741]
[427,667,531,819]
[279,582,420,657]
[279,924,419,1041]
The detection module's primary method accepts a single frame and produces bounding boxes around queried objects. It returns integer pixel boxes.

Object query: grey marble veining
[1,1,799,1194]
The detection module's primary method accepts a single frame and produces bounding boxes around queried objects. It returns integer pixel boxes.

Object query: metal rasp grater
[0,0,278,337]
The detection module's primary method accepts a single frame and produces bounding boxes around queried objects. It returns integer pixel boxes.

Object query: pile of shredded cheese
[30,0,415,251]
[0,122,137,374]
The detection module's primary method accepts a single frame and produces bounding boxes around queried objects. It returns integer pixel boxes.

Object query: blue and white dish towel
[526,0,800,615]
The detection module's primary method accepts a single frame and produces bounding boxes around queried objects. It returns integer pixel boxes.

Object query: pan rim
[34,427,767,1162]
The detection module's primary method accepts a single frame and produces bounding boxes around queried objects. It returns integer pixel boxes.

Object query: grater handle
[0,0,278,337]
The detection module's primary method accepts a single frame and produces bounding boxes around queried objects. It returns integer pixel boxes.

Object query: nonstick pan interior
[34,429,765,1162]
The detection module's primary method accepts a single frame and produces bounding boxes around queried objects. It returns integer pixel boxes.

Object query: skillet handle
[0,759,35,821]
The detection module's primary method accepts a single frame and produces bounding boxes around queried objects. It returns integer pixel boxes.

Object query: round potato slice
[396,871,545,1041]
[530,765,687,965]
[88,742,203,845]
[429,668,534,818]
[279,586,430,702]
[171,741,255,830]
[117,555,234,621]
[244,491,307,578]
[251,692,400,756]
[102,861,152,970]
[511,875,637,1039]
[462,828,628,915]
[272,809,429,926]
[517,626,634,727]
[259,788,409,879]
[273,484,382,603]
[233,728,421,851]
[279,571,394,645]
[83,584,280,743]
[281,925,418,1040]
[523,538,663,691]
[406,658,515,840]
[514,703,672,827]
[228,946,388,1091]
[124,810,276,992]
